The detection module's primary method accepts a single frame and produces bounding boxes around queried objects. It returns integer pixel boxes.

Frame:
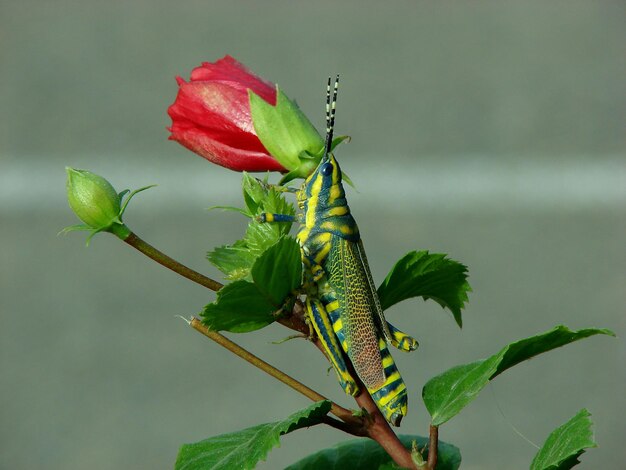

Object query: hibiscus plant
[64,56,613,469]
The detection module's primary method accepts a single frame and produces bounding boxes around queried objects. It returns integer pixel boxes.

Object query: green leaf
[263,187,296,236]
[251,237,302,305]
[423,326,615,426]
[530,409,597,470]
[285,435,461,470]
[207,239,258,281]
[245,216,283,253]
[200,280,276,333]
[207,205,251,217]
[377,251,470,327]
[242,172,266,214]
[202,238,302,332]
[207,175,296,280]
[175,401,331,470]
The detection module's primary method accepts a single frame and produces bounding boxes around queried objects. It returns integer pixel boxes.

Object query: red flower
[167,55,286,172]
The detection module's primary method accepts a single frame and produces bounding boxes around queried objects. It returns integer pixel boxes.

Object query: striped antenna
[324,75,339,155]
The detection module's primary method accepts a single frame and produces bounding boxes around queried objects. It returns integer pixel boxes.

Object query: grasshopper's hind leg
[307,298,359,396]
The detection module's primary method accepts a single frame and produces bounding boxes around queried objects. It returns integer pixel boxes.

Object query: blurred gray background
[1,1,624,469]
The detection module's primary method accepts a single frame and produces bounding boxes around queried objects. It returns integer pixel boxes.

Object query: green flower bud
[249,87,325,181]
[66,168,122,230]
[63,168,153,244]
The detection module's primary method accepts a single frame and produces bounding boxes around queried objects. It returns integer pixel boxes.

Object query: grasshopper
[259,77,418,426]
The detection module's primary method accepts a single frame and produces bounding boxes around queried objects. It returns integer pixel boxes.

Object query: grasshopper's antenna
[323,75,339,156]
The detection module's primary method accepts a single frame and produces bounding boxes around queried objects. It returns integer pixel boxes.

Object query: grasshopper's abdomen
[369,338,408,426]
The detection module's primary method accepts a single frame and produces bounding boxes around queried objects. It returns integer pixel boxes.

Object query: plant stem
[322,416,367,436]
[427,424,439,469]
[116,229,418,466]
[352,382,418,469]
[190,318,358,427]
[122,230,223,292]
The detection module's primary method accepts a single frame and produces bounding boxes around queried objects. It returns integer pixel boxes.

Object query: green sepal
[341,170,355,189]
[377,251,470,327]
[331,135,350,151]
[249,87,324,174]
[118,184,156,219]
[422,326,615,426]
[530,409,597,470]
[285,435,461,470]
[175,401,332,470]
[278,151,319,185]
[277,136,352,185]
[59,223,92,234]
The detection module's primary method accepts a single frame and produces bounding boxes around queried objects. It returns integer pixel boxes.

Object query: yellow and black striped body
[295,153,417,426]
[258,76,417,426]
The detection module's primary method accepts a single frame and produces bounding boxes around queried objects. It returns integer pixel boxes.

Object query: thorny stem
[117,229,423,468]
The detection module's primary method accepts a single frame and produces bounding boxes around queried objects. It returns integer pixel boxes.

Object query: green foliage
[422,326,614,426]
[285,435,461,470]
[198,171,612,469]
[201,237,302,332]
[175,401,331,470]
[377,251,470,327]
[530,409,597,470]
[200,280,275,332]
[251,235,302,305]
[208,173,295,281]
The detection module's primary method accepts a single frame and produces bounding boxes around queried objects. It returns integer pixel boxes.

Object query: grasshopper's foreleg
[387,322,419,352]
[256,213,301,223]
[307,298,359,396]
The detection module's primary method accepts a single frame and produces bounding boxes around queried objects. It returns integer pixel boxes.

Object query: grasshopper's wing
[327,236,390,389]
[353,239,393,342]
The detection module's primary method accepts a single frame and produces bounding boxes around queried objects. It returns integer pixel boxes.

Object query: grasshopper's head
[301,151,343,199]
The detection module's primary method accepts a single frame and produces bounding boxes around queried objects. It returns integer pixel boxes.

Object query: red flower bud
[167,55,286,172]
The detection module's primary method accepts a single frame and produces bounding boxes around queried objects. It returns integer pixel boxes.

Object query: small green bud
[66,168,122,230]
[249,87,325,179]
[64,168,154,243]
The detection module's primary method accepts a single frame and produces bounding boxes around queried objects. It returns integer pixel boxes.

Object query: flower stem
[112,228,418,465]
[190,317,359,427]
[119,229,223,292]
[352,379,418,469]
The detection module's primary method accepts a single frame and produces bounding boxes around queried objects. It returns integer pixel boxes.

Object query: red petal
[189,55,276,105]
[170,128,285,172]
[167,56,285,172]
[167,80,269,154]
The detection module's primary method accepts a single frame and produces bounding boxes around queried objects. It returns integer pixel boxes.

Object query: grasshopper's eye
[321,163,333,176]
